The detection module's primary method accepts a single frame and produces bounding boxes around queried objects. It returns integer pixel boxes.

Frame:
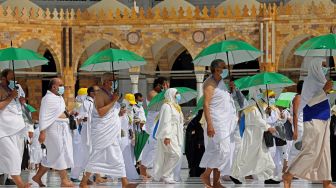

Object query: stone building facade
[0,0,335,118]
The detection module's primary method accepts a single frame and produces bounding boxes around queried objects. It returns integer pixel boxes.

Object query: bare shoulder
[203,77,216,90]
[0,86,8,101]
[147,90,157,101]
[95,90,108,108]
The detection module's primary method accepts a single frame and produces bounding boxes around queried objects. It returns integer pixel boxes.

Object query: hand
[268,127,277,134]
[83,117,88,122]
[229,81,236,91]
[164,138,171,146]
[323,80,333,93]
[112,92,120,101]
[292,130,298,141]
[265,107,272,116]
[207,125,215,137]
[280,112,285,119]
[19,97,26,104]
[9,90,18,99]
[39,131,46,144]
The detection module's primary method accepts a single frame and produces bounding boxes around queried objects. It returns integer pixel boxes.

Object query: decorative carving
[193,30,205,43]
[127,32,140,45]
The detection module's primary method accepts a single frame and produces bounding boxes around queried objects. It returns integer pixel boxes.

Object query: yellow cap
[263,90,276,97]
[124,93,137,105]
[77,88,88,96]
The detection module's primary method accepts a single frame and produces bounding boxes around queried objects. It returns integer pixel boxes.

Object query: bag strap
[64,110,70,118]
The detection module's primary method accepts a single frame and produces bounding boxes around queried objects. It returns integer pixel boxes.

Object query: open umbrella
[80,47,146,91]
[0,43,49,84]
[26,104,37,113]
[147,87,197,112]
[192,96,204,114]
[295,33,336,57]
[275,92,297,108]
[233,76,251,90]
[193,39,262,77]
[239,72,295,106]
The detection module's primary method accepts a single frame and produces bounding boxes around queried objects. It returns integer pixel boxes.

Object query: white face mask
[322,67,329,75]
[58,86,65,95]
[269,98,276,106]
[221,69,229,79]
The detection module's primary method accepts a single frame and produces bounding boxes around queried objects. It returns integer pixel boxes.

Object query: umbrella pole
[266,84,269,107]
[224,35,231,79]
[12,60,16,89]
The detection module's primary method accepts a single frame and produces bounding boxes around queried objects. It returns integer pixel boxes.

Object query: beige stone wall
[0,2,334,116]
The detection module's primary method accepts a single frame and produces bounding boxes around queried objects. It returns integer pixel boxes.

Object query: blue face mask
[322,67,329,75]
[8,80,16,90]
[58,86,65,95]
[269,98,276,106]
[256,93,263,100]
[221,69,229,79]
[176,94,182,103]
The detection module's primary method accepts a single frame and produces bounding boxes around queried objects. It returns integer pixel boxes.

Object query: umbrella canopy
[275,92,297,108]
[192,96,204,114]
[79,48,146,71]
[239,72,295,91]
[0,47,48,69]
[26,104,37,113]
[134,131,149,161]
[193,39,262,66]
[295,34,336,57]
[233,76,251,90]
[147,87,197,111]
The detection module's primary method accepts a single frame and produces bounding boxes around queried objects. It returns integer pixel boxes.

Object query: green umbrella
[234,76,251,90]
[26,104,37,113]
[134,130,149,161]
[147,87,197,111]
[79,48,146,72]
[239,72,295,91]
[0,47,48,70]
[193,39,262,67]
[295,34,336,57]
[192,96,204,114]
[275,92,297,108]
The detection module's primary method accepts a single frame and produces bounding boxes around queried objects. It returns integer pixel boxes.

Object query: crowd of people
[0,57,335,188]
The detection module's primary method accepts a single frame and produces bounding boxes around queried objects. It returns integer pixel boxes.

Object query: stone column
[146,77,155,94]
[62,67,76,110]
[130,74,139,93]
[195,73,205,100]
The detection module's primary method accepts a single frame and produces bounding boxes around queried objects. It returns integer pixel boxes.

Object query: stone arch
[142,36,194,73]
[74,37,125,71]
[206,32,256,48]
[276,29,323,69]
[73,34,127,71]
[17,37,61,73]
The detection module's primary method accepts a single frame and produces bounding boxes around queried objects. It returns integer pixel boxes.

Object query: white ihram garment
[199,79,237,173]
[39,91,73,170]
[85,103,126,177]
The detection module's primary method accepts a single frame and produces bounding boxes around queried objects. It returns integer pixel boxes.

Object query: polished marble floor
[0,170,331,188]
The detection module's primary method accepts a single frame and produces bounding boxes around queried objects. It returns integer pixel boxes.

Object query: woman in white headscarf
[153,88,184,184]
[283,57,335,188]
[231,87,277,182]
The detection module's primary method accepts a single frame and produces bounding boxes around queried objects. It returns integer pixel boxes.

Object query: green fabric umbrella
[79,48,146,72]
[234,76,251,90]
[0,47,48,70]
[239,72,295,91]
[26,104,37,113]
[192,96,204,114]
[295,34,336,57]
[275,92,297,108]
[193,39,262,66]
[134,130,149,161]
[147,87,197,111]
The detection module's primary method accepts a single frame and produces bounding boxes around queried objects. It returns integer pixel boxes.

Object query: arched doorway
[42,49,57,97]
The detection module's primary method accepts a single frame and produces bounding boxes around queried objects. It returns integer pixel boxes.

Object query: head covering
[77,88,88,96]
[124,93,137,105]
[263,90,276,98]
[300,57,327,112]
[164,88,178,104]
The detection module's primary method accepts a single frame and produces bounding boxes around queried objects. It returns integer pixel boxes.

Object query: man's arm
[0,89,17,110]
[95,91,119,117]
[203,80,215,137]
[292,95,300,140]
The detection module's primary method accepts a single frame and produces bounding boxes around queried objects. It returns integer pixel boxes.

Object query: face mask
[58,86,65,95]
[269,98,276,106]
[127,105,133,111]
[137,102,143,107]
[112,80,118,91]
[322,67,329,75]
[221,69,229,79]
[8,80,16,90]
[175,94,182,103]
